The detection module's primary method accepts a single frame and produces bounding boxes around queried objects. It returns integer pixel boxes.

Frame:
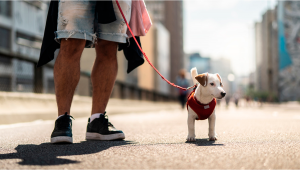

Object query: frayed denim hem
[55,30,97,47]
[97,32,128,44]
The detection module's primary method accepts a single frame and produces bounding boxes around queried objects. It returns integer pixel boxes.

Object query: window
[0,76,11,91]
[0,55,11,65]
[0,27,10,49]
[47,79,55,94]
[0,1,12,17]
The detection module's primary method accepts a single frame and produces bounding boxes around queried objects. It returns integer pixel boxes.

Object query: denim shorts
[55,0,132,47]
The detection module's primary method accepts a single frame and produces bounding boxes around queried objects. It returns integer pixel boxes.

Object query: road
[0,103,300,169]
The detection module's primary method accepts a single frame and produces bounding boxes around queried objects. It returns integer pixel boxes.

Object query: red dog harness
[186,91,216,120]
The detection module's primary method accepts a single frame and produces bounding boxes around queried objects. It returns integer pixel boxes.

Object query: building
[255,0,300,101]
[254,22,262,92]
[0,1,52,93]
[137,22,172,95]
[164,1,184,94]
[145,0,184,94]
[144,1,165,23]
[277,1,300,101]
[254,9,278,96]
[255,1,300,101]
[188,53,211,74]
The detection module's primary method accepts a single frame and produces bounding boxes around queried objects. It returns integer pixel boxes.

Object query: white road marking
[0,120,52,130]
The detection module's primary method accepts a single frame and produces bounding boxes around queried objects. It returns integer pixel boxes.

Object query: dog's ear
[195,73,208,87]
[216,73,223,87]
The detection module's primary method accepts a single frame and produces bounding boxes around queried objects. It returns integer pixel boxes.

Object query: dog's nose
[221,92,226,97]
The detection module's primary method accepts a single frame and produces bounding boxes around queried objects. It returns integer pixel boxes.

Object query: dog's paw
[208,136,217,141]
[208,132,217,141]
[186,135,196,142]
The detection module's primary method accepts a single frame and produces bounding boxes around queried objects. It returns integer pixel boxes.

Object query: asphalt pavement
[0,103,300,169]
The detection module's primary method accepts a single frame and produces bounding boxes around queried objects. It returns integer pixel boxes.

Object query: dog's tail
[190,67,198,85]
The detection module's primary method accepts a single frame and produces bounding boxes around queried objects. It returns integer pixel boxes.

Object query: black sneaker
[51,112,73,144]
[86,112,125,140]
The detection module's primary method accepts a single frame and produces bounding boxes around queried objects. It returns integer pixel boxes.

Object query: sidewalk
[0,92,180,125]
[1,92,299,125]
[221,98,300,110]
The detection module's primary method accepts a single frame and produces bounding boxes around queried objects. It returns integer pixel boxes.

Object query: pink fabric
[127,0,152,38]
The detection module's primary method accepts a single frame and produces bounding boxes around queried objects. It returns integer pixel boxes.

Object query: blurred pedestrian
[225,95,231,108]
[245,96,250,107]
[217,99,221,106]
[176,69,190,109]
[234,93,240,107]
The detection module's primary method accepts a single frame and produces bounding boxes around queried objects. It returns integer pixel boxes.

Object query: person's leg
[85,0,131,141]
[51,0,97,144]
[90,0,132,115]
[54,39,86,116]
[86,39,125,141]
[183,95,187,109]
[179,95,185,109]
[51,39,85,144]
[91,39,118,115]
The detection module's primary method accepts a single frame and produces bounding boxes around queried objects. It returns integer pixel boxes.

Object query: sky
[184,0,277,76]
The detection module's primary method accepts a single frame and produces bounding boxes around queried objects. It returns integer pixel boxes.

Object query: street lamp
[227,74,235,82]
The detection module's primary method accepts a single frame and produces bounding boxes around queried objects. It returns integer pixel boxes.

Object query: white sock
[90,113,104,122]
[57,115,64,120]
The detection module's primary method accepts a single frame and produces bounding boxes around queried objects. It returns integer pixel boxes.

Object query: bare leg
[208,110,217,141]
[91,39,118,115]
[54,39,86,116]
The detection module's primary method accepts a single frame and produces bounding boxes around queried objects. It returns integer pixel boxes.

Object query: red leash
[115,0,196,91]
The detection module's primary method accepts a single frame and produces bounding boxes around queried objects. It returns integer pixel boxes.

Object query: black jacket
[37,0,144,73]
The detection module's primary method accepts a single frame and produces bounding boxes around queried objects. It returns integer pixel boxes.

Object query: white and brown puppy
[186,67,226,142]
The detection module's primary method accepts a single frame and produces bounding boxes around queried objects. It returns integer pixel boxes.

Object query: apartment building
[255,1,300,101]
[145,0,184,94]
[0,1,52,93]
[277,1,300,101]
[254,9,278,96]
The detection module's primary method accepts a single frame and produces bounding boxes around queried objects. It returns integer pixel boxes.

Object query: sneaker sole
[51,136,73,144]
[86,132,125,141]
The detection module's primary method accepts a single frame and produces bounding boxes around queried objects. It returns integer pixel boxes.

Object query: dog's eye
[220,83,223,87]
[210,83,214,86]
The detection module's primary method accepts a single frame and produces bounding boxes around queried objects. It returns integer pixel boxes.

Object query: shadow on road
[185,139,224,146]
[0,140,134,166]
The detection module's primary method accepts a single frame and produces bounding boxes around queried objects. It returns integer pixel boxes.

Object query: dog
[186,67,226,142]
